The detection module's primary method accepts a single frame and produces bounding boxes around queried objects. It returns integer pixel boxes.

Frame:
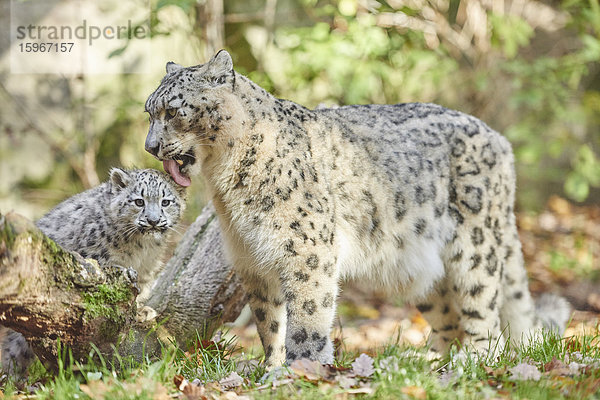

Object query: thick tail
[534,293,571,334]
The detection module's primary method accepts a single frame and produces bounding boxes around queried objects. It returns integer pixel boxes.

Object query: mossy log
[0,204,246,371]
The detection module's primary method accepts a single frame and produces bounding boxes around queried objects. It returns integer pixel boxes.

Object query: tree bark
[196,0,225,60]
[0,204,246,371]
[142,203,247,344]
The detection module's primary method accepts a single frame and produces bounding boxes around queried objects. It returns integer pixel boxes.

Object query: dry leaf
[336,374,358,389]
[401,385,427,399]
[482,364,507,377]
[174,375,186,390]
[548,195,571,216]
[290,358,329,381]
[351,353,375,378]
[544,357,571,377]
[219,371,244,389]
[509,362,541,381]
[81,378,170,400]
[174,375,207,400]
[182,382,207,400]
[346,386,375,395]
[220,392,251,400]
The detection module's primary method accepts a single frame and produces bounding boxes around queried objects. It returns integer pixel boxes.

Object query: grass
[2,329,600,399]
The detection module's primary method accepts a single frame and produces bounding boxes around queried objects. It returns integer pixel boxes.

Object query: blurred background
[0,0,599,344]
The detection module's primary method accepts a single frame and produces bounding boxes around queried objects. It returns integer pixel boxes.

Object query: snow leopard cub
[0,168,186,375]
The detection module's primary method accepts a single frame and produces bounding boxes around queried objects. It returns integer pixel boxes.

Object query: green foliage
[490,13,534,59]
[488,0,600,205]
[261,16,457,106]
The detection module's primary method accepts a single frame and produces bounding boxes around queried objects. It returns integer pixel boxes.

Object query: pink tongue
[163,160,191,187]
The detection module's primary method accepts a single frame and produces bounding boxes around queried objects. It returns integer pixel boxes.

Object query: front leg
[280,251,339,364]
[238,269,287,367]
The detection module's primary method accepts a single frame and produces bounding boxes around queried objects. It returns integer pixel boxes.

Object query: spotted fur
[0,168,185,375]
[145,50,570,365]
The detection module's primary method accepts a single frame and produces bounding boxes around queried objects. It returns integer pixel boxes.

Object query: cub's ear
[206,49,233,77]
[109,168,131,190]
[166,61,183,74]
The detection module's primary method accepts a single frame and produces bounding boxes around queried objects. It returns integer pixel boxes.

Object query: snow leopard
[144,50,570,366]
[0,168,185,375]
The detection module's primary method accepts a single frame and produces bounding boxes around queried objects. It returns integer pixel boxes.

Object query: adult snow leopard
[145,50,569,365]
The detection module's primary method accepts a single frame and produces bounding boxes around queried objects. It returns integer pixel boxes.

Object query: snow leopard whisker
[167,225,184,235]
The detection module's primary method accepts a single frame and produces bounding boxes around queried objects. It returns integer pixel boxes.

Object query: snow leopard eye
[161,199,171,207]
[134,199,145,207]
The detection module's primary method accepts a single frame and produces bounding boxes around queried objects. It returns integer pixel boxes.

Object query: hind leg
[416,278,462,353]
[499,221,543,345]
[445,229,506,356]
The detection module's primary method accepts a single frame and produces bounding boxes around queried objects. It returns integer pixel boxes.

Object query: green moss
[36,232,78,280]
[82,283,135,339]
[0,216,17,248]
[83,283,132,319]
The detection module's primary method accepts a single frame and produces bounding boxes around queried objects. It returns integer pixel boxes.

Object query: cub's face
[109,168,185,239]
[144,50,238,187]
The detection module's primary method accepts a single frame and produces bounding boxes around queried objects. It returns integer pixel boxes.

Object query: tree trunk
[196,0,225,60]
[0,204,246,371]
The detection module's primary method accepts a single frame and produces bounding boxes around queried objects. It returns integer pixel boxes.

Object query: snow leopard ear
[166,61,183,74]
[206,49,233,77]
[110,168,131,190]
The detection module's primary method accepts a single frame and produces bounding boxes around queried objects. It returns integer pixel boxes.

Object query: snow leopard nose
[146,205,161,227]
[147,216,160,227]
[145,128,160,157]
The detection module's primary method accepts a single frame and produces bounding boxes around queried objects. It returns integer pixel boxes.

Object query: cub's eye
[165,108,177,119]
[161,199,171,207]
[134,199,145,207]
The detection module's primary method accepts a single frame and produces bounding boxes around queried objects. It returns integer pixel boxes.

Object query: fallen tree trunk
[0,204,246,371]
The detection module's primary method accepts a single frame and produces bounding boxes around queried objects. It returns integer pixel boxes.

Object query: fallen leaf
[482,364,507,377]
[509,362,541,381]
[82,378,170,400]
[336,374,358,389]
[219,371,243,389]
[438,370,456,387]
[351,353,375,378]
[290,358,330,381]
[182,382,207,400]
[401,385,427,399]
[544,357,571,377]
[270,378,294,389]
[174,375,186,390]
[548,195,571,216]
[220,392,250,400]
[346,386,375,395]
[174,375,207,400]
